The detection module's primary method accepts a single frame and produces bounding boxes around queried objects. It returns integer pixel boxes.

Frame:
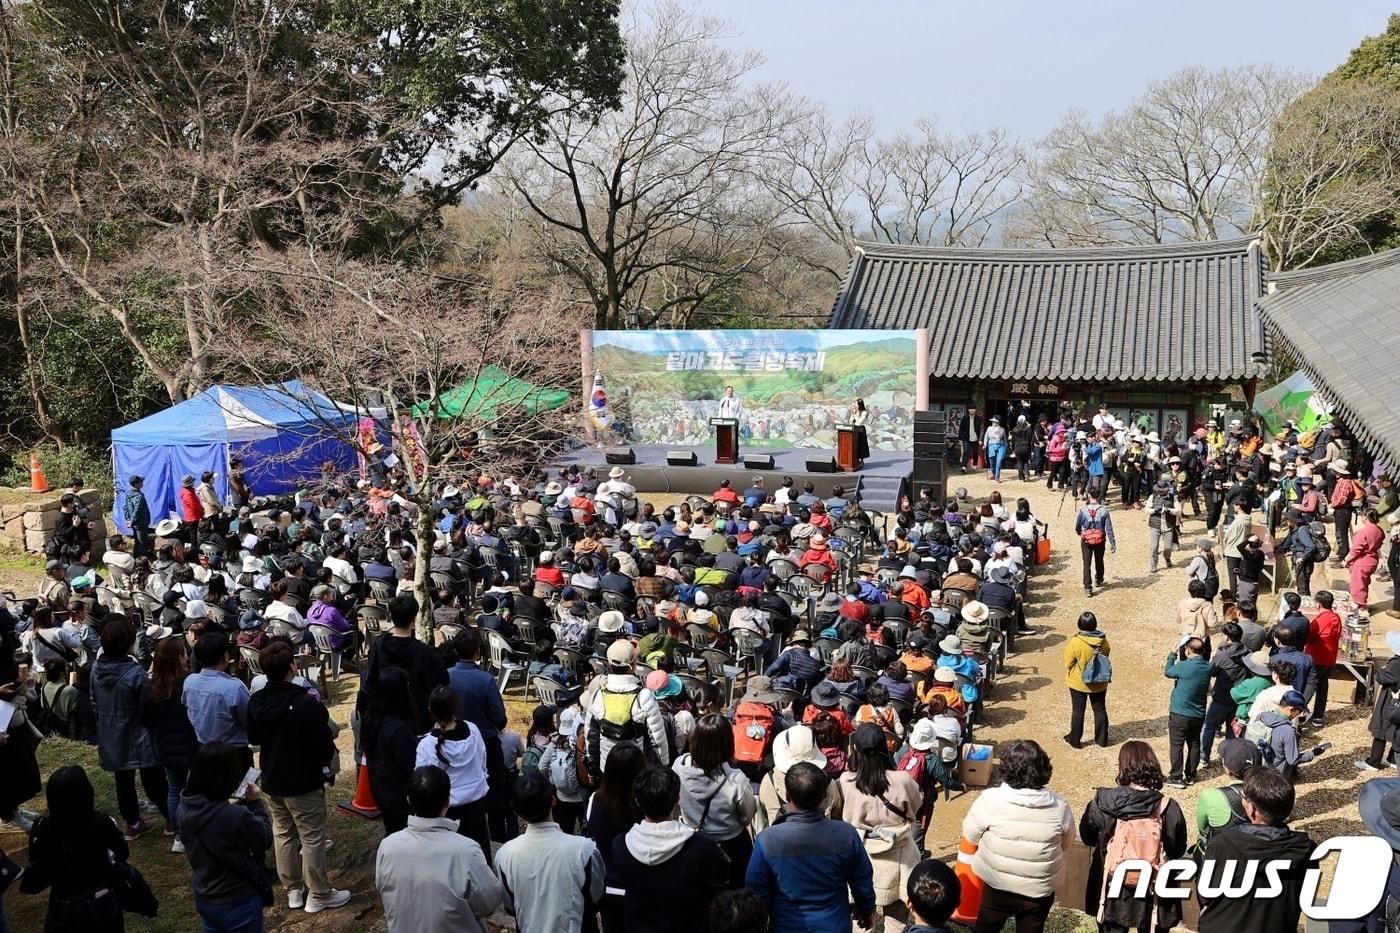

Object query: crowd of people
[1,402,1399,932]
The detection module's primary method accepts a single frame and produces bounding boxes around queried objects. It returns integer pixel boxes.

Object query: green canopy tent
[411,365,572,420]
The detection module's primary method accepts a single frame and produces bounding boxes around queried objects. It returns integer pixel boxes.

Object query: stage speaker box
[910,456,945,506]
[743,454,775,470]
[913,410,948,460]
[665,450,698,467]
[604,447,636,465]
[805,455,840,473]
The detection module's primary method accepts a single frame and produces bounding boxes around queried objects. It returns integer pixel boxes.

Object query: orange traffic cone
[335,759,380,820]
[952,835,984,925]
[28,451,48,493]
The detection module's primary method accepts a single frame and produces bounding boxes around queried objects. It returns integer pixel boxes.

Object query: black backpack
[1201,554,1220,600]
[1311,533,1332,565]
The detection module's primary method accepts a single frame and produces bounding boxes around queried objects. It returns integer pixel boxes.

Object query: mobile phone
[234,767,261,799]
[1314,742,1333,753]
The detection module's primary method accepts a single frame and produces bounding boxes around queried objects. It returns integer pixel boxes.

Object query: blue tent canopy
[111,381,360,534]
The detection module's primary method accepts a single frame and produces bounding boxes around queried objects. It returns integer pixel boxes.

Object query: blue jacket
[1270,647,1317,697]
[746,810,875,932]
[1085,442,1105,477]
[448,660,507,740]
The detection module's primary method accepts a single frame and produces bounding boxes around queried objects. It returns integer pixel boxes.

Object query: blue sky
[699,0,1396,136]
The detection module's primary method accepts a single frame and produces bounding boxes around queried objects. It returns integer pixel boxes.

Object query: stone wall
[0,489,107,554]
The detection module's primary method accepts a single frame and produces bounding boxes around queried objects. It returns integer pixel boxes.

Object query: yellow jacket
[1064,631,1110,693]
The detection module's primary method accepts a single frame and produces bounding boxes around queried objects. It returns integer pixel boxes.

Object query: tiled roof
[1260,249,1400,466]
[828,237,1269,383]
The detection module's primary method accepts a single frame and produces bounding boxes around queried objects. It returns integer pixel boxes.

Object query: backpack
[1191,785,1247,860]
[32,683,76,738]
[1200,554,1220,600]
[1311,533,1332,565]
[522,739,547,777]
[733,701,776,764]
[598,688,642,742]
[547,742,582,797]
[1080,506,1107,546]
[1244,716,1284,761]
[1081,638,1113,684]
[897,747,930,789]
[1099,796,1168,917]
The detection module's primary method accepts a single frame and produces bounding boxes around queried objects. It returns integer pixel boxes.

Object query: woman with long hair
[141,636,199,853]
[179,742,273,932]
[586,741,645,933]
[415,685,491,862]
[672,713,756,887]
[841,723,923,932]
[363,666,420,836]
[20,766,131,932]
[852,398,871,465]
[1078,741,1188,932]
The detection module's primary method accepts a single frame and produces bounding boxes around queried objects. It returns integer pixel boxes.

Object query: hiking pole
[1056,481,1072,516]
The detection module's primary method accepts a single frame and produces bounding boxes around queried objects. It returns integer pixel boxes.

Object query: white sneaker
[0,813,33,833]
[171,836,186,854]
[287,888,306,910]
[304,888,351,913]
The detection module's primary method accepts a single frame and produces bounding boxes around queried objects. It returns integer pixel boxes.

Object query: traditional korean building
[827,236,1270,440]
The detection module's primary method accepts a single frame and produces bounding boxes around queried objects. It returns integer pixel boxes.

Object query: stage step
[856,472,904,514]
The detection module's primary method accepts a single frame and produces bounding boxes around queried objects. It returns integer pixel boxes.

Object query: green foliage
[0,442,114,504]
[1333,13,1400,87]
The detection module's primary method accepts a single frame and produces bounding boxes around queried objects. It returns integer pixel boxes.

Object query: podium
[835,423,858,471]
[711,418,739,465]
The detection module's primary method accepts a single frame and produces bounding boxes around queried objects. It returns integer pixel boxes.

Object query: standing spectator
[496,772,606,933]
[962,739,1075,933]
[1193,738,1259,858]
[586,639,670,771]
[1079,742,1188,933]
[961,406,985,472]
[183,632,252,761]
[1221,500,1248,593]
[1163,638,1211,788]
[586,741,645,933]
[904,858,962,933]
[361,666,419,838]
[91,617,170,839]
[416,686,492,863]
[1196,767,1315,933]
[375,765,503,933]
[1063,613,1111,749]
[141,637,199,854]
[179,742,274,932]
[447,629,512,844]
[1249,690,1324,780]
[178,474,205,543]
[1304,590,1342,726]
[1236,535,1266,608]
[1281,509,1316,596]
[1145,479,1180,573]
[673,714,757,887]
[611,766,728,933]
[1175,580,1219,656]
[746,762,876,932]
[1073,489,1115,598]
[984,416,1007,482]
[1199,623,1248,769]
[19,766,133,933]
[247,641,348,914]
[1345,508,1385,612]
[1330,461,1362,562]
[359,595,449,733]
[125,475,151,558]
[840,723,923,933]
[1357,653,1400,772]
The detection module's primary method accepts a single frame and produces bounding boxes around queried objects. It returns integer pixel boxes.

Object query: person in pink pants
[1345,508,1384,612]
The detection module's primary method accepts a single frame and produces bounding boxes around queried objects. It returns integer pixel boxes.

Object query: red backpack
[733,702,776,764]
[897,747,930,789]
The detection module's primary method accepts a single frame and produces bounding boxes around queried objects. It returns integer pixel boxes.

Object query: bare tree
[1259,79,1400,271]
[505,1,807,329]
[1008,64,1312,246]
[216,250,583,637]
[766,109,1024,281]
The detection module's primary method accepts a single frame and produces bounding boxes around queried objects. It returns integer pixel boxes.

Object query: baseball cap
[605,639,635,666]
[1218,738,1262,776]
[1281,689,1308,710]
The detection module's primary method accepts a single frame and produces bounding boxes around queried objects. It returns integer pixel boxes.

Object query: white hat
[184,599,208,620]
[608,466,627,479]
[155,518,180,537]
[145,623,175,641]
[442,485,460,498]
[539,550,554,563]
[960,601,990,625]
[598,610,626,633]
[545,481,563,495]
[1075,431,1087,441]
[1330,460,1351,476]
[1147,431,1160,442]
[772,724,827,773]
[694,590,709,607]
[241,555,262,574]
[908,719,937,752]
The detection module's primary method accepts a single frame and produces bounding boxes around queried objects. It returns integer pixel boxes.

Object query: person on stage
[718,385,743,420]
[851,399,871,467]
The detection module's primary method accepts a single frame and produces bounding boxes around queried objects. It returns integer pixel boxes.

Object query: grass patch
[0,736,384,932]
[0,547,45,575]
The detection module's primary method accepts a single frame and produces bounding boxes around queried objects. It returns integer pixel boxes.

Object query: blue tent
[111,381,360,534]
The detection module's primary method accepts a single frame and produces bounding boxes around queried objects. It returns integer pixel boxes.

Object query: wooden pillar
[580,329,595,444]
[915,327,930,411]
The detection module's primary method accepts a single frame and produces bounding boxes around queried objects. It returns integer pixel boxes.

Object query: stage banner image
[590,330,918,451]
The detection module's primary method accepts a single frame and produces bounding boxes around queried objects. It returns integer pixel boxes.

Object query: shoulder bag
[863,790,915,854]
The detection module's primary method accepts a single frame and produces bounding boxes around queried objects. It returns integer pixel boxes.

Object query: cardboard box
[956,743,995,787]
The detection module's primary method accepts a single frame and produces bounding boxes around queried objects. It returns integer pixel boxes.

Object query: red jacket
[178,486,204,523]
[1305,608,1342,667]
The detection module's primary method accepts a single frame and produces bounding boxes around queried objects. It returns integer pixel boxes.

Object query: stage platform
[555,444,912,513]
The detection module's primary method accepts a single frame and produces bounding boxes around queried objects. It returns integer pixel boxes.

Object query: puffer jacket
[586,672,671,771]
[961,783,1075,898]
[92,656,160,771]
[1064,631,1110,693]
[671,755,756,843]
